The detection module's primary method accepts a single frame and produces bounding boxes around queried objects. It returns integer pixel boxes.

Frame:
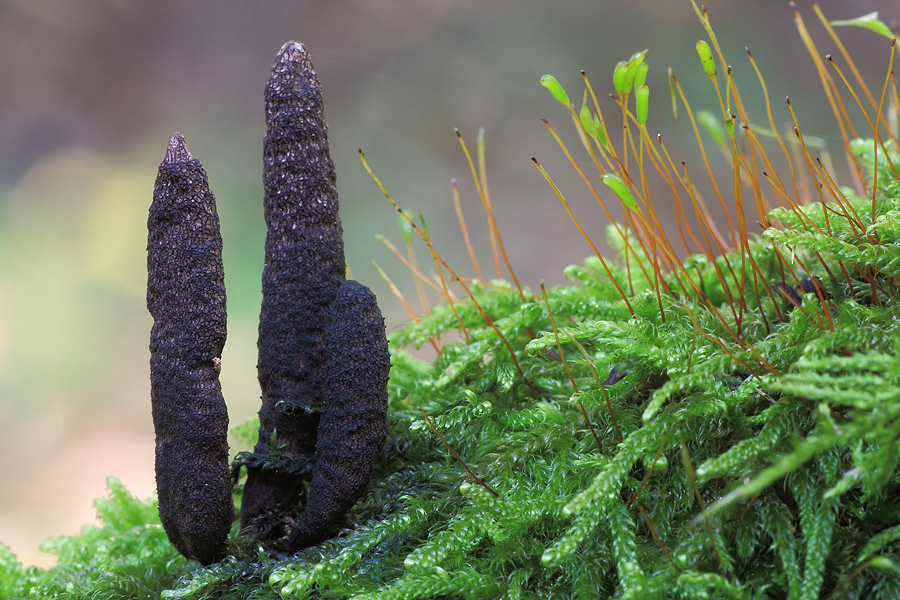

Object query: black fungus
[773,281,803,308]
[604,366,627,385]
[241,41,347,534]
[286,280,390,552]
[147,132,234,566]
[801,276,833,299]
[149,42,389,557]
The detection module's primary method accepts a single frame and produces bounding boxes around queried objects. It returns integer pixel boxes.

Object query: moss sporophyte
[3,3,900,599]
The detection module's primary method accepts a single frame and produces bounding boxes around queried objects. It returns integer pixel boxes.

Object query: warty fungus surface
[240,41,348,539]
[147,132,234,567]
[286,279,390,552]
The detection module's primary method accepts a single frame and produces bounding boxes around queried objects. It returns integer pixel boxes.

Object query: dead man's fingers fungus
[287,279,390,552]
[147,132,234,566]
[147,41,390,559]
[242,41,347,535]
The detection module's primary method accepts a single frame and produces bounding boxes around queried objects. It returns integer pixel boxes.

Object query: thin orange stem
[376,234,445,296]
[636,503,681,573]
[786,98,832,235]
[628,433,667,508]
[680,437,722,567]
[793,3,867,195]
[457,130,525,301]
[452,178,484,284]
[418,409,498,497]
[566,333,623,444]
[542,283,603,454]
[531,157,635,316]
[826,50,900,224]
[372,261,442,356]
[362,149,529,383]
[746,47,808,213]
[671,73,733,251]
[425,224,473,345]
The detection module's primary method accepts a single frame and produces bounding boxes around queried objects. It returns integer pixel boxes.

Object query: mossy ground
[2,4,900,599]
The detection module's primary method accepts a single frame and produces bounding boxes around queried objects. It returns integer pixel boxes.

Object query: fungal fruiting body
[146,41,389,561]
[147,132,234,566]
[241,41,390,550]
[240,41,346,535]
[287,280,390,552]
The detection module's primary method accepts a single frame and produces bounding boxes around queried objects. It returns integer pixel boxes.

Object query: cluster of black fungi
[147,41,390,566]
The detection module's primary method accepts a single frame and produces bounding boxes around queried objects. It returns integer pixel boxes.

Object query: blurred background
[0,0,895,568]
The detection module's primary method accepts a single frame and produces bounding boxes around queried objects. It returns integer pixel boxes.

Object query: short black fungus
[800,276,833,300]
[772,281,803,308]
[286,280,390,552]
[604,367,627,386]
[147,132,234,566]
[241,41,347,535]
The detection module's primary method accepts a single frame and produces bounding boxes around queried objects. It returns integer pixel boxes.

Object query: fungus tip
[277,40,308,60]
[165,132,192,164]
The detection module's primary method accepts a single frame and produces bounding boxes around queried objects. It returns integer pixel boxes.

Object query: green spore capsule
[540,74,570,106]
[724,112,735,138]
[147,132,234,566]
[622,51,647,94]
[286,280,390,551]
[634,62,649,90]
[601,173,637,211]
[593,115,608,147]
[242,40,346,537]
[580,92,608,147]
[419,211,431,239]
[831,12,894,39]
[668,67,678,120]
[579,103,593,137]
[636,84,650,126]
[613,61,629,97]
[697,39,716,81]
[398,211,415,246]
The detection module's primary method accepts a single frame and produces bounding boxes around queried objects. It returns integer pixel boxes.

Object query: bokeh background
[0,0,895,568]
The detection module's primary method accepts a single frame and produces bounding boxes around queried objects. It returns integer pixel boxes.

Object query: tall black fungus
[287,280,390,552]
[147,133,234,566]
[241,41,347,534]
